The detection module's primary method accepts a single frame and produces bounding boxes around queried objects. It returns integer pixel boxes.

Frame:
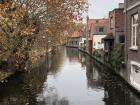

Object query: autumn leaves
[0,0,88,71]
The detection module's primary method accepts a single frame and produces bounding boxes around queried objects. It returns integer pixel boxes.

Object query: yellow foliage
[0,71,13,82]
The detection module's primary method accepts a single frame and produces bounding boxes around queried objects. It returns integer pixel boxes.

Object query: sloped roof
[87,19,110,35]
[70,31,81,38]
[102,33,114,40]
[88,19,109,25]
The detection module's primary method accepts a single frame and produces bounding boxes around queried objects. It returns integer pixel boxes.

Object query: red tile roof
[70,31,81,38]
[87,19,110,34]
[88,19,109,25]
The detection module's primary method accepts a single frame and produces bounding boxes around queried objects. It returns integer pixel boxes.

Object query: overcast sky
[88,0,124,19]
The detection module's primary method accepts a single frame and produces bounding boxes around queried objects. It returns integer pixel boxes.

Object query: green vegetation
[93,50,102,58]
[110,44,124,70]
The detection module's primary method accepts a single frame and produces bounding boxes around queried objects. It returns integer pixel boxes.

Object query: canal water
[0,47,140,105]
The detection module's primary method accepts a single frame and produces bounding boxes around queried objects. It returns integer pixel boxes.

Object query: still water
[0,47,140,105]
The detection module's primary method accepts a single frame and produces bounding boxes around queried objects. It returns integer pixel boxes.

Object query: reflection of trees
[0,56,50,105]
[0,48,65,105]
[49,49,64,75]
[0,74,34,105]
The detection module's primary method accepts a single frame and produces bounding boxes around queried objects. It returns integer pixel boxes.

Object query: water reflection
[37,85,69,105]
[66,47,80,62]
[0,47,140,105]
[0,56,50,105]
[85,54,103,90]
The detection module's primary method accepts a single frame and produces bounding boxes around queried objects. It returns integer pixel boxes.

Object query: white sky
[88,0,124,19]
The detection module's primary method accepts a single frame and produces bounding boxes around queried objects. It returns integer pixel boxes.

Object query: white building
[88,19,110,51]
[93,35,106,50]
[79,38,86,48]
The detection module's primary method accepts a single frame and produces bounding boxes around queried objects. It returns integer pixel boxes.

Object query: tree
[0,0,40,70]
[0,0,88,71]
[15,0,88,48]
[46,0,88,45]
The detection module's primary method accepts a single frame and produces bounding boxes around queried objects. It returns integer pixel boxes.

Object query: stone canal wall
[78,48,140,94]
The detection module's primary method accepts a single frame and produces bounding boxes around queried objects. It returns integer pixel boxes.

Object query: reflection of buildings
[101,70,140,105]
[86,66,103,89]
[81,54,103,89]
[81,53,140,105]
[66,48,80,62]
[79,53,86,68]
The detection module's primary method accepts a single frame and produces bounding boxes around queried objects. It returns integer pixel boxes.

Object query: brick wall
[115,9,124,32]
[109,8,124,32]
[109,8,124,44]
[125,4,140,71]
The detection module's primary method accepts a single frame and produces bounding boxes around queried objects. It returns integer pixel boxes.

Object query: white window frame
[131,14,138,50]
[130,61,140,90]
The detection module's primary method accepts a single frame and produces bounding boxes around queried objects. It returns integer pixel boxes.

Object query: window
[130,61,140,89]
[84,40,86,44]
[96,20,99,23]
[131,14,138,48]
[75,41,77,45]
[98,42,101,44]
[119,35,125,43]
[99,27,104,33]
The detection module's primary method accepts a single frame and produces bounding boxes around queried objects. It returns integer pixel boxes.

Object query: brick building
[125,0,140,91]
[103,3,124,61]
[90,19,110,50]
[67,31,81,48]
[109,4,125,45]
[86,19,110,54]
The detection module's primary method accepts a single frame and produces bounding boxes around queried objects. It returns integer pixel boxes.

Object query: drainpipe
[86,16,89,53]
[124,0,127,67]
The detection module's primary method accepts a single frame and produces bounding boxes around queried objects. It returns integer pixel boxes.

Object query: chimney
[119,3,124,8]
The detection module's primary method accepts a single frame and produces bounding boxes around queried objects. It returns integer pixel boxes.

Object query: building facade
[125,0,140,91]
[109,4,125,45]
[90,19,110,50]
[86,19,110,55]
[79,28,87,50]
[67,31,81,48]
[103,4,125,61]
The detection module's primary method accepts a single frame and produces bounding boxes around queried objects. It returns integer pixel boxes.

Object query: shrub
[110,44,124,70]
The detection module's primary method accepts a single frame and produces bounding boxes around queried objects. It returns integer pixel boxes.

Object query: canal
[0,47,140,105]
